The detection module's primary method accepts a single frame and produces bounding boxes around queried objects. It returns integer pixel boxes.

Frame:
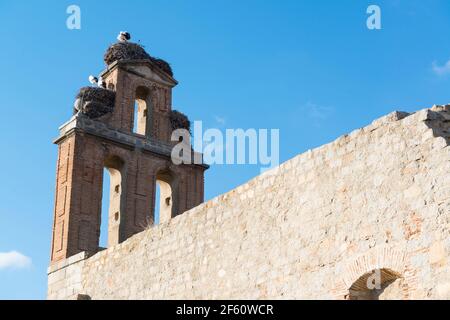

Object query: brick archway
[332,246,417,300]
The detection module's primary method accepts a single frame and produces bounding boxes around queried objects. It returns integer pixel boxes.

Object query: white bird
[117,31,131,42]
[88,75,107,88]
[89,75,98,85]
[74,98,82,114]
[98,77,106,88]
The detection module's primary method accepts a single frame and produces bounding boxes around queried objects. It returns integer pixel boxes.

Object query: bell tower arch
[50,40,207,263]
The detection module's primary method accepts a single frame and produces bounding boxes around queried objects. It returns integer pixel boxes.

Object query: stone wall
[48,106,450,300]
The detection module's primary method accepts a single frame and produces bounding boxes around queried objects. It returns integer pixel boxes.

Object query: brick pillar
[51,133,104,263]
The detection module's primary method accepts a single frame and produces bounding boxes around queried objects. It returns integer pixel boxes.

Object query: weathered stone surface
[48,107,450,300]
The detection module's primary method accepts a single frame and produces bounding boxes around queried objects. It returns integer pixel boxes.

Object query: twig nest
[74,87,116,119]
[170,110,191,132]
[104,42,151,65]
[104,42,173,77]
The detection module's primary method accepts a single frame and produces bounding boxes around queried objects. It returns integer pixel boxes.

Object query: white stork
[117,31,131,42]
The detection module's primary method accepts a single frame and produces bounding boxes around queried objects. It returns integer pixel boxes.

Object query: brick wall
[50,116,206,263]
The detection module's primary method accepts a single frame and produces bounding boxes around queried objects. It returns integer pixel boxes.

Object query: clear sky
[0,0,449,299]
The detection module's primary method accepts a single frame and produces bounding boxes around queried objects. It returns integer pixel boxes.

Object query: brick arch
[332,246,417,300]
[130,79,169,111]
[127,80,152,135]
[128,79,171,141]
[100,142,131,164]
[129,79,162,106]
[130,79,151,97]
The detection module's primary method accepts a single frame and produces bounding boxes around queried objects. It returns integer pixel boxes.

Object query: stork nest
[74,87,116,119]
[170,110,191,132]
[104,42,173,77]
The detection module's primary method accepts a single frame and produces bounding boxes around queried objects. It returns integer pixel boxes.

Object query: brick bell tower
[50,37,208,264]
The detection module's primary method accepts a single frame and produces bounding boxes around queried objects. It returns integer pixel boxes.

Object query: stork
[88,75,106,88]
[98,77,106,88]
[117,31,131,42]
[88,75,98,86]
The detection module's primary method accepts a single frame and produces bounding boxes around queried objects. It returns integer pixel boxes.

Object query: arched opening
[154,170,176,224]
[154,182,161,224]
[100,156,125,249]
[133,86,151,135]
[348,268,404,300]
[99,168,110,249]
[76,294,92,300]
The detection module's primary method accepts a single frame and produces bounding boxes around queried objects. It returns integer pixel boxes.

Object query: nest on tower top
[74,87,116,119]
[170,110,191,133]
[104,42,174,77]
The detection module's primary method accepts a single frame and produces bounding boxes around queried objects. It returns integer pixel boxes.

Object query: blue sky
[0,0,449,299]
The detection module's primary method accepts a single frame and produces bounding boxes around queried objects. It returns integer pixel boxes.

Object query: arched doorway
[348,268,404,300]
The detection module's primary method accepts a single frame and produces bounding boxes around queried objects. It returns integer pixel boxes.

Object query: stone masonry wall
[48,106,450,300]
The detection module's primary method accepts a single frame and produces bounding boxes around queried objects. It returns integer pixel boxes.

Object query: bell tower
[50,40,208,263]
